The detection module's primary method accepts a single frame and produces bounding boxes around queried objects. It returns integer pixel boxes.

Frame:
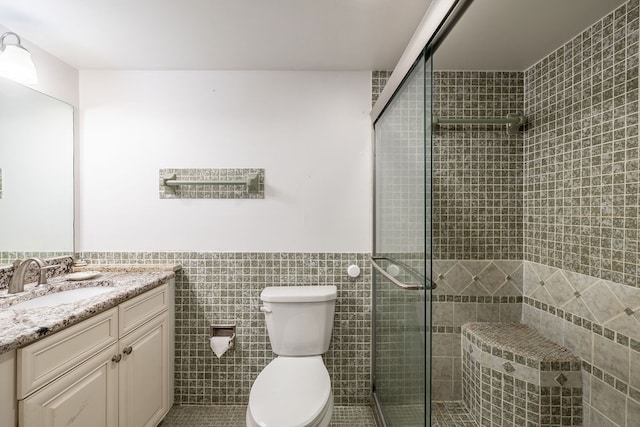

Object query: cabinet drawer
[17,307,118,399]
[118,284,168,337]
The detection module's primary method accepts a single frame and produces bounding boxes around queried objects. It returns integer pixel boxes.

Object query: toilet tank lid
[261,285,337,302]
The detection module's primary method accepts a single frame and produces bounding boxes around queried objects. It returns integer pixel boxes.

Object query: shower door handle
[369,256,425,291]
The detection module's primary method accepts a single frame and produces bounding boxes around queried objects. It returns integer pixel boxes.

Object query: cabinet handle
[112,354,122,363]
[123,346,133,355]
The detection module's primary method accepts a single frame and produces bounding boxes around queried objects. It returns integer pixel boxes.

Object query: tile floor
[158,405,377,426]
[158,401,477,426]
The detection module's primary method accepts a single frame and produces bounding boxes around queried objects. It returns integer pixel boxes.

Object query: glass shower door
[372,52,433,426]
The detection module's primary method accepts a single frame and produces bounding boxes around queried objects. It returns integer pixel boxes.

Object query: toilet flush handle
[259,306,272,314]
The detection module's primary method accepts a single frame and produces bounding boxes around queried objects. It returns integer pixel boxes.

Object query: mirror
[0,78,74,261]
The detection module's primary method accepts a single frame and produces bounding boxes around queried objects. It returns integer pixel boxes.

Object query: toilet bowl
[246,285,337,427]
[246,356,333,427]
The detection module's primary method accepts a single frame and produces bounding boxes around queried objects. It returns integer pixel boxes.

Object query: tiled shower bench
[462,322,583,427]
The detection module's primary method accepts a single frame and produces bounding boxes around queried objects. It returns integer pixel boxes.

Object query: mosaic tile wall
[159,168,265,199]
[375,70,525,260]
[77,251,371,406]
[523,0,640,288]
[521,3,640,425]
[523,261,640,427]
[371,70,393,107]
[433,71,524,260]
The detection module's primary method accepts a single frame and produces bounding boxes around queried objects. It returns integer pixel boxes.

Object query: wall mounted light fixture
[0,32,37,84]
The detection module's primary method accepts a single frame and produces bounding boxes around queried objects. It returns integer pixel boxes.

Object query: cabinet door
[19,344,118,427]
[1,350,16,427]
[118,312,168,427]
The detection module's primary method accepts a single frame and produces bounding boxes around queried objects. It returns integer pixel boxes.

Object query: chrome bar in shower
[433,113,527,135]
[369,256,436,291]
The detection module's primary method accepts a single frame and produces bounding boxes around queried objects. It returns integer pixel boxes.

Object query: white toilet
[246,285,337,427]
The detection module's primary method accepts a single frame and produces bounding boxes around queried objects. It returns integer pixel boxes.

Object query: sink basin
[11,287,116,310]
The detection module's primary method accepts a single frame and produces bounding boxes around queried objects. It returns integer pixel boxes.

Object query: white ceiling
[0,0,630,71]
[0,0,430,70]
[436,0,628,71]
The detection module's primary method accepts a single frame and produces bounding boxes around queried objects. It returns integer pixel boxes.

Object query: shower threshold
[372,400,477,427]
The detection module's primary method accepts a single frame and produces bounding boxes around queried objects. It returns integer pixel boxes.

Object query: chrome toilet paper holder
[210,324,236,349]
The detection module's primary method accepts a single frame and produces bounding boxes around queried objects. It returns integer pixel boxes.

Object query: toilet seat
[247,356,332,427]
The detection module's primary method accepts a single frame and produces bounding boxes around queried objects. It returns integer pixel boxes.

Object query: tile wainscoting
[78,251,372,405]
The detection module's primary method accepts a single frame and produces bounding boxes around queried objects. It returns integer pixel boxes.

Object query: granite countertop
[0,268,177,354]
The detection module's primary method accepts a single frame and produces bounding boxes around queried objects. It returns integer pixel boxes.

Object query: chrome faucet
[9,258,46,294]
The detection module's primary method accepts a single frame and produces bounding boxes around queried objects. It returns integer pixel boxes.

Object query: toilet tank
[260,286,337,356]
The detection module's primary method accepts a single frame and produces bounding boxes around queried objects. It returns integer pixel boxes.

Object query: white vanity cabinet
[0,350,17,427]
[20,343,119,427]
[15,280,174,427]
[117,308,169,426]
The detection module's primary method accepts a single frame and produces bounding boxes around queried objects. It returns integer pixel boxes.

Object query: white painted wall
[78,71,372,252]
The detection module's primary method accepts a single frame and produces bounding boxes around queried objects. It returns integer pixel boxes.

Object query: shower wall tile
[433,71,524,261]
[522,7,640,422]
[524,260,640,427]
[373,70,524,261]
[433,259,523,296]
[430,259,523,400]
[78,251,371,406]
[523,0,640,288]
[159,168,265,199]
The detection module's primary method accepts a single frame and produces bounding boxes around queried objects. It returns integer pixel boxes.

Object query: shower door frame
[369,1,472,425]
[370,48,432,427]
